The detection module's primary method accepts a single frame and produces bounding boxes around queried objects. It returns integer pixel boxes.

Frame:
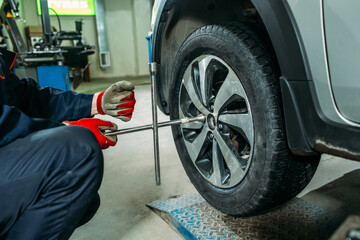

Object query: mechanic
[0,48,136,240]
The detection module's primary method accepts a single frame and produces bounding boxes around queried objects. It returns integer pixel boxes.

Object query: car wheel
[169,23,319,216]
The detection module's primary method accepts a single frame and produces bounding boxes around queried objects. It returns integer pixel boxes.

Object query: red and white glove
[64,118,118,150]
[96,81,136,122]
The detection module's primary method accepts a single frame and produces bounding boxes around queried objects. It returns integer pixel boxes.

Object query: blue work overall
[0,48,103,240]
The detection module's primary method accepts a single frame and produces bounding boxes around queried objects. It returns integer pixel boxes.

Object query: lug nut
[209,133,214,139]
[218,124,223,130]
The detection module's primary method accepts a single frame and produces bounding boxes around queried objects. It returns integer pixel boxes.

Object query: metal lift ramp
[147,193,342,240]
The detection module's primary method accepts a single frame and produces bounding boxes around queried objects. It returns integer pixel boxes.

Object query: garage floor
[70,78,360,240]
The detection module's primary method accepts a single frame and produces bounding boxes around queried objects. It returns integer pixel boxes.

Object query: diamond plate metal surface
[149,194,206,212]
[148,193,342,240]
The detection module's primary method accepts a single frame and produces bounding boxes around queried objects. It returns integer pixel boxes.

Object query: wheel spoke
[179,103,186,119]
[213,70,247,114]
[184,126,209,162]
[208,140,223,186]
[181,121,204,130]
[213,130,245,180]
[198,56,213,105]
[183,69,210,116]
[179,101,204,129]
[218,113,253,144]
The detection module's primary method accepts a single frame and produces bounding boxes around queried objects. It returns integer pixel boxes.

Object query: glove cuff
[97,92,105,115]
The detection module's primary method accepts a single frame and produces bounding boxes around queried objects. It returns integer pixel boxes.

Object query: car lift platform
[148,193,342,239]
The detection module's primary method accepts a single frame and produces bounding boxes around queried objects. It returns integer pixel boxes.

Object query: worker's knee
[34,125,104,189]
[56,125,103,180]
[52,125,101,153]
[42,125,101,157]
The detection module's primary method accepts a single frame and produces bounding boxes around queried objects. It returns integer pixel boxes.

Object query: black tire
[169,23,319,216]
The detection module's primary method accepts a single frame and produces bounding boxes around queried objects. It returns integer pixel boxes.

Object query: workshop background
[16,0,151,79]
[2,0,360,239]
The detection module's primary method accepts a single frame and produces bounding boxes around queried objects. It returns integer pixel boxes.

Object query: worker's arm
[0,49,135,122]
[3,74,93,122]
[0,104,63,147]
[0,48,93,122]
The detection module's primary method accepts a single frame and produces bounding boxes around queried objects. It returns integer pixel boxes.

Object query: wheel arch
[151,0,319,156]
[152,0,311,113]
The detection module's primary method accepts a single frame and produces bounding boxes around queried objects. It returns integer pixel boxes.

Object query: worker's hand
[96,81,136,122]
[64,118,118,150]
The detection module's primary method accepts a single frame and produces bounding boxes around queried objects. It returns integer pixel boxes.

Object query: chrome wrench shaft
[104,115,206,136]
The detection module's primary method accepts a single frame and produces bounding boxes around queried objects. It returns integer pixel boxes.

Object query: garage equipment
[0,0,65,64]
[148,193,342,239]
[105,62,205,186]
[147,169,360,239]
[1,0,94,90]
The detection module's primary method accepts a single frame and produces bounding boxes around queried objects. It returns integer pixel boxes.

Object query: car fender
[150,0,360,159]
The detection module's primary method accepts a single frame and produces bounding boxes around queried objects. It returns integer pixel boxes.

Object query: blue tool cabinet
[36,66,70,91]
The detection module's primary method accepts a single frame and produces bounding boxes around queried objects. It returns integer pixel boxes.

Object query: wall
[16,0,151,79]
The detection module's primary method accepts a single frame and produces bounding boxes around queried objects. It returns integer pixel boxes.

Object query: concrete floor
[70,81,360,240]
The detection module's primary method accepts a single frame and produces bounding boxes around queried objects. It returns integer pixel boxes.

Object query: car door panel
[324,0,360,123]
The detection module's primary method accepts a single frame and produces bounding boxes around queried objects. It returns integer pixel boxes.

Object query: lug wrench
[105,115,206,136]
[105,62,205,186]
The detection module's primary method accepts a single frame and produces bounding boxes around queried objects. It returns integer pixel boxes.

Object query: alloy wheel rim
[179,55,254,188]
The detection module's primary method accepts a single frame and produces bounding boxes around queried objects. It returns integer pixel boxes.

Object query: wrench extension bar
[104,115,205,136]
